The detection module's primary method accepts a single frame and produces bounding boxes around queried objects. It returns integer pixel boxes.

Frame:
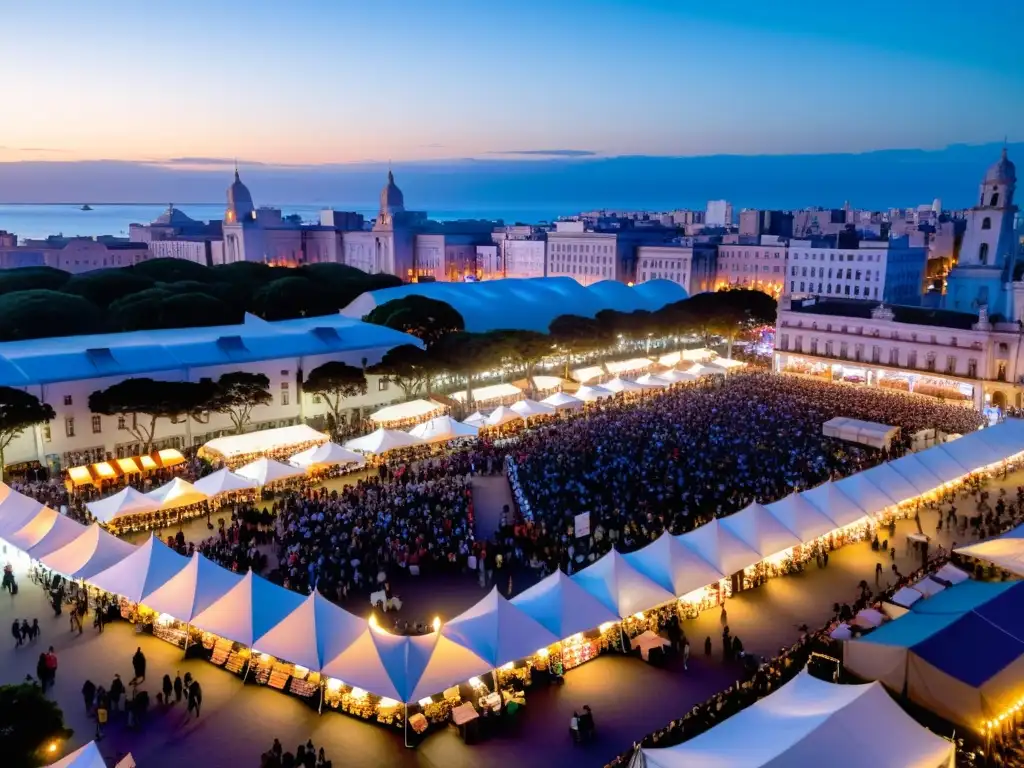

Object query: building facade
[716,236,788,296]
[785,237,927,305]
[0,238,151,273]
[545,221,619,285]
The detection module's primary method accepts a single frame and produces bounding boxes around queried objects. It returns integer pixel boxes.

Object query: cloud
[418,143,446,149]
[488,149,597,157]
[1,147,70,153]
[158,157,264,166]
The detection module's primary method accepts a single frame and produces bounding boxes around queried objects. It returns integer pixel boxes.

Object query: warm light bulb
[48,743,58,754]
[501,662,514,671]
[432,616,441,632]
[418,697,433,707]
[536,648,549,658]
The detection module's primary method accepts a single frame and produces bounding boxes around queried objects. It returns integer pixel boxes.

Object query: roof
[0,312,421,387]
[986,147,1015,184]
[787,298,980,330]
[341,276,689,333]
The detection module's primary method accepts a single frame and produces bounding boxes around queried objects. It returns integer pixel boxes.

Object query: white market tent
[142,552,244,623]
[484,405,523,428]
[540,391,584,410]
[344,427,424,455]
[38,523,136,581]
[822,417,900,451]
[657,369,699,384]
[707,357,746,370]
[190,570,306,647]
[636,671,954,768]
[891,586,925,608]
[575,384,615,402]
[510,398,556,419]
[678,519,760,576]
[254,591,370,673]
[406,632,495,704]
[368,398,444,423]
[602,377,645,393]
[932,563,970,585]
[463,411,487,427]
[85,486,159,523]
[800,480,871,528]
[199,424,328,460]
[0,487,46,539]
[451,384,521,404]
[832,473,900,519]
[887,454,946,495]
[145,477,209,510]
[236,457,305,485]
[911,575,946,598]
[442,587,560,667]
[909,447,971,486]
[852,608,886,629]
[858,462,922,506]
[50,741,108,768]
[571,550,676,619]
[719,502,802,559]
[634,373,672,388]
[322,624,413,702]
[192,468,258,496]
[89,534,191,604]
[1,505,79,555]
[766,493,838,540]
[572,365,605,384]
[624,532,725,597]
[408,415,479,443]
[22,509,93,560]
[683,363,727,377]
[606,357,654,375]
[511,569,620,639]
[955,523,1024,575]
[528,375,564,392]
[290,442,366,468]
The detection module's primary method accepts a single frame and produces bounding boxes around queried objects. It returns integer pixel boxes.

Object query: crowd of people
[260,737,334,768]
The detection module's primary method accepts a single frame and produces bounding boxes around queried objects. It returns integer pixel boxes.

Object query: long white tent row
[3,420,1024,711]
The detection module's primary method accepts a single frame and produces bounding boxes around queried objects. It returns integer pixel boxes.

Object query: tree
[303,362,368,435]
[132,257,222,284]
[0,388,55,482]
[0,267,71,297]
[496,329,553,390]
[88,378,218,452]
[0,290,103,341]
[0,682,73,768]
[208,372,272,434]
[60,269,156,308]
[249,276,338,321]
[432,331,506,406]
[548,314,611,377]
[367,344,444,399]
[363,296,465,349]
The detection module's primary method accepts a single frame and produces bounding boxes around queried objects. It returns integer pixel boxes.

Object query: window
[982,217,992,230]
[780,334,789,351]
[281,382,290,406]
[840,342,848,358]
[280,370,289,377]
[800,282,805,292]
[991,192,1000,207]
[925,353,936,372]
[998,361,1007,382]
[810,339,818,355]
[844,285,851,295]
[945,356,956,374]
[63,395,72,406]
[91,415,101,434]
[378,378,389,392]
[979,243,989,265]
[790,281,795,292]
[889,348,899,365]
[854,344,863,362]
[968,359,978,378]
[118,416,126,430]
[791,266,797,276]
[312,394,322,404]
[825,341,833,356]
[872,346,881,363]
[42,423,51,442]
[65,417,75,438]
[908,351,917,368]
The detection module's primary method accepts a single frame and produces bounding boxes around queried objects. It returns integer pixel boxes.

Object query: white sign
[574,512,591,539]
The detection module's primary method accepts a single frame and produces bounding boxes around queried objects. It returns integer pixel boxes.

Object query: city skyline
[1,0,1021,167]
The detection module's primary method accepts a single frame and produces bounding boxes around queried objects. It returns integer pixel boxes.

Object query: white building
[705,200,734,227]
[785,238,928,305]
[545,221,619,285]
[716,236,788,296]
[491,228,546,280]
[0,314,418,471]
[0,238,151,273]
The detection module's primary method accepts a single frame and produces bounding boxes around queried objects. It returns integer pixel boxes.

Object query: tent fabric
[657,369,699,384]
[85,486,159,523]
[321,626,411,702]
[236,457,305,485]
[343,427,424,454]
[857,462,922,506]
[408,415,479,443]
[253,591,369,672]
[910,447,971,485]
[911,576,946,598]
[683,363,726,377]
[822,417,900,450]
[510,570,620,639]
[23,510,88,560]
[199,424,328,459]
[540,391,584,410]
[634,373,672,388]
[484,405,523,427]
[677,520,760,576]
[931,563,970,585]
[38,523,136,580]
[49,741,108,768]
[144,477,209,510]
[955,524,1024,576]
[190,570,306,648]
[141,552,243,623]
[89,534,191,604]
[368,398,443,422]
[406,632,494,703]
[442,587,560,667]
[192,468,258,496]
[852,608,886,628]
[719,502,801,558]
[602,377,644,393]
[606,357,654,375]
[289,442,366,468]
[832,473,900,518]
[887,454,946,494]
[890,586,925,607]
[639,670,954,768]
[766,493,839,541]
[623,532,725,598]
[451,383,521,403]
[572,365,605,383]
[528,375,564,392]
[571,550,676,618]
[509,399,556,419]
[462,411,487,427]
[574,384,615,401]
[799,480,870,528]
[2,505,70,552]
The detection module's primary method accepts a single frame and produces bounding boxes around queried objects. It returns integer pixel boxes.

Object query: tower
[222,169,262,262]
[944,148,1017,316]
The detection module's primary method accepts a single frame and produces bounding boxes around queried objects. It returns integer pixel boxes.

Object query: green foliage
[208,371,273,433]
[363,295,465,348]
[89,377,219,451]
[131,257,224,284]
[250,276,338,321]
[303,362,368,434]
[0,267,72,297]
[61,269,156,308]
[0,682,73,768]
[0,387,55,481]
[107,288,240,331]
[367,343,444,397]
[0,290,103,341]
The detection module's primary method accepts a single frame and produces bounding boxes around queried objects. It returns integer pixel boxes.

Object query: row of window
[640,272,687,284]
[726,264,782,273]
[549,242,613,254]
[792,266,877,281]
[790,252,882,263]
[719,250,784,260]
[780,335,986,377]
[792,281,879,298]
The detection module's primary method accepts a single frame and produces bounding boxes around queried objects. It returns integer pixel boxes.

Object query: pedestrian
[683,638,690,670]
[12,620,22,648]
[82,679,96,713]
[162,674,173,703]
[44,646,58,685]
[875,561,883,584]
[30,618,40,642]
[109,674,124,712]
[132,647,146,682]
[173,672,183,703]
[704,636,712,656]
[95,700,108,740]
[187,680,202,717]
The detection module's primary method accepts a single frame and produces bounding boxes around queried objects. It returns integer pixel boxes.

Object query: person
[36,653,49,691]
[109,674,125,712]
[271,739,283,759]
[569,711,581,744]
[579,704,595,740]
[44,646,58,685]
[132,647,146,681]
[174,672,183,703]
[704,636,712,656]
[30,618,40,642]
[82,679,96,713]
[187,679,202,717]
[683,638,690,670]
[162,674,173,703]
[875,561,883,585]
[95,699,108,740]
[12,620,22,648]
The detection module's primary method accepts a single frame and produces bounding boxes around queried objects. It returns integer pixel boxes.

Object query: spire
[234,158,239,182]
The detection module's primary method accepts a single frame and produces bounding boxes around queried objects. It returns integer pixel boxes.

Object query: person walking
[82,680,96,713]
[704,636,712,656]
[187,680,202,718]
[162,674,173,704]
[173,672,183,703]
[36,653,48,691]
[12,620,22,648]
[109,674,125,712]
[683,638,690,670]
[44,646,58,686]
[30,618,40,642]
[132,647,146,682]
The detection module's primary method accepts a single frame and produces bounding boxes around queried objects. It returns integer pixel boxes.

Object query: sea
[0,203,567,241]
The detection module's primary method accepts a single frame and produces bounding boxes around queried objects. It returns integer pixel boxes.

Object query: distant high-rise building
[705,200,733,227]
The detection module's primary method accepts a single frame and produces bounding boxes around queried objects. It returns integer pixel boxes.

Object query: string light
[982,695,1024,731]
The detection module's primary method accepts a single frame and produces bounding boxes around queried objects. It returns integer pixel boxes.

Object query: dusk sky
[2,0,1021,167]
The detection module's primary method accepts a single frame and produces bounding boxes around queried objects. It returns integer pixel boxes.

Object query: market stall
[442,588,559,667]
[822,417,900,450]
[511,570,620,639]
[198,424,329,466]
[657,369,699,384]
[369,399,445,428]
[765,492,837,540]
[718,501,802,559]
[573,385,614,402]
[235,457,306,485]
[634,373,672,388]
[35,522,137,580]
[451,384,521,406]
[509,399,556,421]
[602,377,645,394]
[539,391,584,411]
[343,427,425,455]
[145,477,209,510]
[408,415,479,444]
[85,487,160,523]
[623,532,725,598]
[483,406,523,428]
[192,468,258,497]
[462,411,487,428]
[89,533,191,605]
[571,550,676,619]
[571,365,605,384]
[49,741,108,768]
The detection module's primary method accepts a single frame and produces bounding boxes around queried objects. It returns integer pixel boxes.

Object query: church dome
[226,169,255,224]
[985,147,1016,184]
[152,205,196,226]
[379,169,405,216]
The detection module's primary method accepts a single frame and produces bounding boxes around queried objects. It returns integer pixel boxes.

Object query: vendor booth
[290,442,366,469]
[85,487,159,523]
[483,406,522,428]
[540,391,584,411]
[192,468,258,496]
[408,416,479,444]
[822,417,900,451]
[574,385,614,402]
[509,399,556,421]
[369,399,445,427]
[198,424,329,465]
[145,477,209,510]
[956,523,1024,576]
[344,428,424,455]
[236,457,306,485]
[451,384,521,405]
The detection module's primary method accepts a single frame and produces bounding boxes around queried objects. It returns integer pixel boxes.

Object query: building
[716,236,788,296]
[635,243,717,295]
[0,313,419,471]
[0,237,151,273]
[705,200,734,227]
[491,230,546,280]
[545,221,620,285]
[739,209,794,238]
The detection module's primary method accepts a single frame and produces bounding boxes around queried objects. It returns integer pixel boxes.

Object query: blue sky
[1,0,1021,165]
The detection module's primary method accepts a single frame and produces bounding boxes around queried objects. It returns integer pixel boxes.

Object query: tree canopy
[303,362,368,435]
[363,295,465,349]
[0,388,55,481]
[0,290,104,341]
[208,371,272,434]
[0,267,72,297]
[0,682,73,768]
[367,344,444,399]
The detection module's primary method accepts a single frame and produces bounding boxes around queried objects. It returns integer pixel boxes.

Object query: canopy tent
[602,377,645,394]
[511,569,620,639]
[887,454,945,494]
[289,442,366,468]
[406,632,495,703]
[1,504,76,554]
[0,491,47,541]
[852,608,886,629]
[50,741,108,768]
[236,457,305,485]
[343,427,424,455]
[606,357,654,375]
[527,375,565,392]
[832,473,900,519]
[765,493,838,541]
[956,523,1024,576]
[23,511,89,560]
[844,580,1024,729]
[677,519,760,576]
[571,550,676,618]
[368,398,444,423]
[800,480,871,528]
[683,363,726,377]
[190,570,306,647]
[637,670,954,768]
[719,502,802,559]
[936,431,1007,472]
[634,373,672,388]
[509,399,556,419]
[657,369,699,384]
[890,586,925,608]
[911,575,947,598]
[572,365,605,384]
[451,384,521,404]
[857,462,922,506]
[462,411,487,427]
[408,415,479,443]
[909,446,972,485]
[85,486,159,523]
[141,552,243,623]
[89,534,191,604]
[199,424,328,460]
[145,477,209,510]
[707,357,745,370]
[822,417,900,451]
[37,523,136,580]
[484,405,523,428]
[574,384,615,402]
[540,391,584,411]
[932,563,970,585]
[192,468,258,496]
[442,587,560,667]
[623,532,725,597]
[321,624,416,702]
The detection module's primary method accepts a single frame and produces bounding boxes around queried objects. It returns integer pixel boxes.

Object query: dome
[152,205,196,226]
[226,169,255,224]
[985,147,1016,184]
[379,169,405,216]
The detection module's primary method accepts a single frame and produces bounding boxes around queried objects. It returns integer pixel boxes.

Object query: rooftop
[787,298,983,330]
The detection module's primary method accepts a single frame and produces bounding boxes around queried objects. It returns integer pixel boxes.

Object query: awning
[199,424,329,459]
[343,427,424,455]
[85,487,160,523]
[369,399,444,422]
[236,457,306,485]
[624,532,725,597]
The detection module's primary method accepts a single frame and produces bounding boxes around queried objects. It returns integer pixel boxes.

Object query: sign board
[574,511,591,539]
